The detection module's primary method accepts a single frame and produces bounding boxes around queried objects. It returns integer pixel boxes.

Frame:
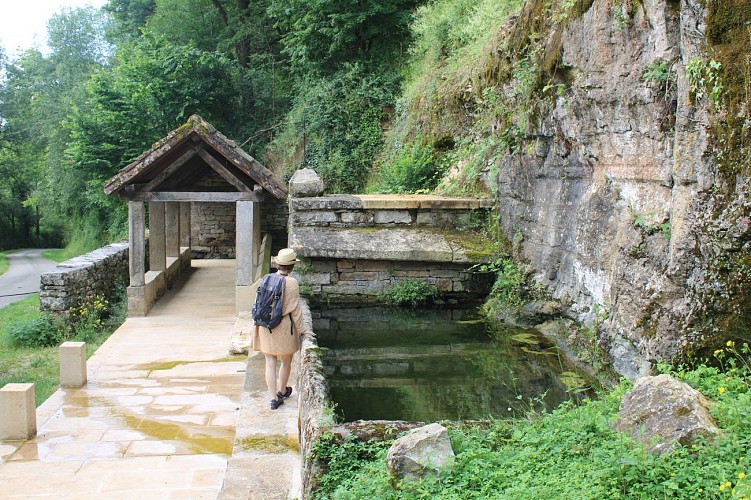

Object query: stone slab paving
[0,260,302,499]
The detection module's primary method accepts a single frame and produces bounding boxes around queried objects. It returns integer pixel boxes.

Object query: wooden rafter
[197,149,254,193]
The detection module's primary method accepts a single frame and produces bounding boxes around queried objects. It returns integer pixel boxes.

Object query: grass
[0,290,127,407]
[43,243,88,263]
[0,250,10,276]
[312,345,751,499]
[0,295,60,406]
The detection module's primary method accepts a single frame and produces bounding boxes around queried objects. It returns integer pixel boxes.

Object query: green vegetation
[43,241,92,263]
[381,279,439,307]
[312,345,751,499]
[0,288,126,406]
[0,250,10,276]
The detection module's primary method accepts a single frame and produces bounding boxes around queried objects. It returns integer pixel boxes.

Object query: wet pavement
[0,260,301,499]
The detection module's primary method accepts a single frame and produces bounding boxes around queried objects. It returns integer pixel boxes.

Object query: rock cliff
[492,0,750,377]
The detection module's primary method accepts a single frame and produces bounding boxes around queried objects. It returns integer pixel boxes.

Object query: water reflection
[314,306,596,422]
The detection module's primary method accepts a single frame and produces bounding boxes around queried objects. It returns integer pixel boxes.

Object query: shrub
[368,142,446,194]
[7,316,66,348]
[381,278,439,307]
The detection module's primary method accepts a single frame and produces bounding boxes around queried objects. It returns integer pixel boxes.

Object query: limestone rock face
[612,374,719,453]
[489,0,749,377]
[386,423,455,484]
[289,168,324,197]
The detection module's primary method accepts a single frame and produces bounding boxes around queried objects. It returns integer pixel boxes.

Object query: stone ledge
[290,227,486,263]
[291,194,493,211]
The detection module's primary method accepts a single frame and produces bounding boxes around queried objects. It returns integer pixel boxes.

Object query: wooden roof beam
[197,149,255,193]
[137,146,201,193]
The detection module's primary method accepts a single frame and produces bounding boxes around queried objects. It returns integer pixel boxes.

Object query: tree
[270,0,420,76]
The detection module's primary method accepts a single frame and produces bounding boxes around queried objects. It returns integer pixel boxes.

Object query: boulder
[289,168,325,197]
[612,374,720,453]
[386,423,455,485]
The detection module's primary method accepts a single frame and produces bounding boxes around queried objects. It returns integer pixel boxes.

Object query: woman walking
[253,248,314,409]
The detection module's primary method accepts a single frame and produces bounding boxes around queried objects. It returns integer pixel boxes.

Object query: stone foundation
[300,258,494,303]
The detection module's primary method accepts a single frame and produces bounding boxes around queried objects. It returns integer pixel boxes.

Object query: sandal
[270,397,284,410]
[276,387,292,399]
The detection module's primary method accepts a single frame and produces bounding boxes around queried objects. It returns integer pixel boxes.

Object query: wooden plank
[197,149,254,193]
[139,146,200,192]
[123,191,264,202]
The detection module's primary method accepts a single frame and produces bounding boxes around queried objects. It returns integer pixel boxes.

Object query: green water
[314,306,595,422]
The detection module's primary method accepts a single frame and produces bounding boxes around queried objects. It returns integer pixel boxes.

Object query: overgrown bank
[311,346,751,499]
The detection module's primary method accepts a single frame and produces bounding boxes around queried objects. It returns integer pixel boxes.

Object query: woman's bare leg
[278,353,294,394]
[265,354,278,400]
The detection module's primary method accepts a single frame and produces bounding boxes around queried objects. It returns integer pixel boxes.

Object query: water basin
[314,306,595,422]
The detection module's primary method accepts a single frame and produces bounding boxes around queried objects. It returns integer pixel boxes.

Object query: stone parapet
[40,242,129,316]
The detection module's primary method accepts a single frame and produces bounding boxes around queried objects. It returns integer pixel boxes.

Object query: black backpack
[252,273,286,329]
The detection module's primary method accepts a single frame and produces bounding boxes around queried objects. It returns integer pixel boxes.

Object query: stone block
[289,168,325,197]
[340,212,374,224]
[435,278,453,292]
[293,211,338,224]
[0,383,36,440]
[60,342,87,387]
[339,271,380,281]
[355,261,389,271]
[374,211,413,224]
[300,272,332,285]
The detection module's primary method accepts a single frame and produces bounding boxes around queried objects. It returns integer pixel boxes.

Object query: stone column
[128,201,145,287]
[179,202,192,272]
[236,200,260,315]
[165,202,180,258]
[149,201,166,272]
[165,202,180,283]
[179,202,191,248]
[127,201,149,316]
[0,383,36,440]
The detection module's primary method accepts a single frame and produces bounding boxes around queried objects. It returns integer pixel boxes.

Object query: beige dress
[253,274,306,356]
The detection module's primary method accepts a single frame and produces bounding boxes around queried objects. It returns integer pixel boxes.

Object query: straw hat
[274,248,300,266]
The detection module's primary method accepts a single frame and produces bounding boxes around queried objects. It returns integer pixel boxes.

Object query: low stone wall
[40,242,129,316]
[295,299,331,499]
[301,259,494,303]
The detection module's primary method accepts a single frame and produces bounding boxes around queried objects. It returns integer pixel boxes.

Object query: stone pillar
[129,201,145,287]
[236,201,259,315]
[60,342,87,387]
[179,202,191,248]
[165,202,180,258]
[0,383,36,440]
[149,201,166,272]
[179,202,192,272]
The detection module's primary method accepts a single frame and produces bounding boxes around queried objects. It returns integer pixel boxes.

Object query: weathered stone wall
[40,242,129,315]
[302,259,494,303]
[191,202,236,259]
[487,0,748,377]
[289,193,495,303]
[261,195,290,257]
[191,198,289,259]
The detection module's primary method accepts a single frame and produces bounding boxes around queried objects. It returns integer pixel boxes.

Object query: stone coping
[290,227,489,263]
[291,194,493,211]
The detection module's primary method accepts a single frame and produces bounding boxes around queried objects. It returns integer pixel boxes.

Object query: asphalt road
[0,249,59,309]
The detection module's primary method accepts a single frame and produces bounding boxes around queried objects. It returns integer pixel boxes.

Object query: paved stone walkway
[0,260,301,499]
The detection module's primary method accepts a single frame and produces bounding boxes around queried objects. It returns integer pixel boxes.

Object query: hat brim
[275,258,300,266]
